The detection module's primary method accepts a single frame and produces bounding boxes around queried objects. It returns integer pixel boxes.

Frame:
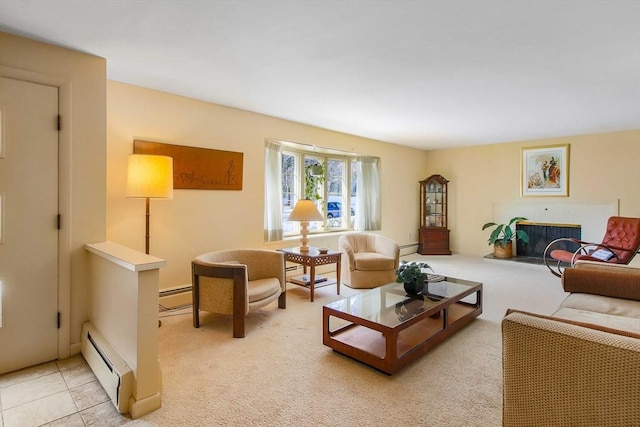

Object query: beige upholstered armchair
[338,233,400,289]
[192,249,286,338]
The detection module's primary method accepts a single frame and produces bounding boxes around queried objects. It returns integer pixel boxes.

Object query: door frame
[1,65,72,359]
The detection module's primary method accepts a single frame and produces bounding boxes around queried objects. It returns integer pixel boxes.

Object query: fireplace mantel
[518,220,581,228]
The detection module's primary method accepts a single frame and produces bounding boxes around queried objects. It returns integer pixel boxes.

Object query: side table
[280,247,341,302]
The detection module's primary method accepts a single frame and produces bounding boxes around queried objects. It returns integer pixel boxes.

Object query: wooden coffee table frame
[322,279,482,374]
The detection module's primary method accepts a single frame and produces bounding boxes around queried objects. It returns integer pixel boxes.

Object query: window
[265,139,380,242]
[281,149,356,236]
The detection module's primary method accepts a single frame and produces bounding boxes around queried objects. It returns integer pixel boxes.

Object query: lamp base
[299,221,310,252]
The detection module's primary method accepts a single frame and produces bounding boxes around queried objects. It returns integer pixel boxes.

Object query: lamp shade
[126,154,174,199]
[287,199,323,221]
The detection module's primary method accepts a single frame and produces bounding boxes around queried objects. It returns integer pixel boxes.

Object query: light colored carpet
[132,254,568,426]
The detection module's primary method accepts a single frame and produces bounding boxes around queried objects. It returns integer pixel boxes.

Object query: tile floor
[0,354,131,426]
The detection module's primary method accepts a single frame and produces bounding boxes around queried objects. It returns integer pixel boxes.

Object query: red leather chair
[543,216,640,277]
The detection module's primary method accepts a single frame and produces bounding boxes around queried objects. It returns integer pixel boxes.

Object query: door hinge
[57,115,61,131]
[57,214,61,230]
[57,312,61,329]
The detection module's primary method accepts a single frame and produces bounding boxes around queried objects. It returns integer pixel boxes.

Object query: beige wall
[106,81,428,290]
[424,130,640,256]
[4,31,637,349]
[106,82,640,290]
[0,32,107,350]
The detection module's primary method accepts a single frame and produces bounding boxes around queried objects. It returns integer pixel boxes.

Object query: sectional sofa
[502,261,640,426]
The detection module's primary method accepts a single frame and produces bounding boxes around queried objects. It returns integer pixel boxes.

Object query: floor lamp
[288,199,323,252]
[126,154,174,254]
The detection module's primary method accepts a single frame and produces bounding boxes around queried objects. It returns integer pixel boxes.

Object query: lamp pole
[145,197,150,254]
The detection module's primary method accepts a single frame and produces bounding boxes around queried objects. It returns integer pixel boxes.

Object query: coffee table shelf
[323,278,482,374]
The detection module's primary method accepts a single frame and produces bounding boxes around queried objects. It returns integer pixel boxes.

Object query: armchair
[543,216,640,277]
[192,249,286,338]
[338,233,400,289]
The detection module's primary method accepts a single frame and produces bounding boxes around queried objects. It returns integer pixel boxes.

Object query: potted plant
[304,162,325,201]
[482,216,529,259]
[395,261,433,294]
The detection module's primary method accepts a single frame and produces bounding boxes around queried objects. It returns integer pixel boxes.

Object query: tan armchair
[192,249,286,338]
[338,233,400,289]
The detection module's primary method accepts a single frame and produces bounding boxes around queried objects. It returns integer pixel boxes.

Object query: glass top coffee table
[322,277,482,374]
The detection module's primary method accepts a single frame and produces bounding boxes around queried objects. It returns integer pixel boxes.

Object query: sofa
[502,261,640,426]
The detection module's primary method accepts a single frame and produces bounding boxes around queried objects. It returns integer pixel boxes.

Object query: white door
[0,77,59,374]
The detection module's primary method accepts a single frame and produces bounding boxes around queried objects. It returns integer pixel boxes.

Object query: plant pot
[493,241,513,259]
[403,281,423,295]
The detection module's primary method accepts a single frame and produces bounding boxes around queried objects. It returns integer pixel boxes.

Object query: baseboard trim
[400,243,418,256]
[159,285,193,310]
[159,284,192,298]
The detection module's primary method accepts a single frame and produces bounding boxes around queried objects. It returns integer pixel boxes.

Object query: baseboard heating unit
[81,322,133,414]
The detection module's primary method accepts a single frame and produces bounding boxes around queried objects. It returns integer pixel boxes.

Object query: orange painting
[134,140,243,190]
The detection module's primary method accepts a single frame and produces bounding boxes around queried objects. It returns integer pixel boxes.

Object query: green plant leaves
[515,229,529,244]
[482,216,529,247]
[395,261,432,284]
[304,163,325,201]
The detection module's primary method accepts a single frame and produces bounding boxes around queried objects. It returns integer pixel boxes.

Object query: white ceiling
[1,1,638,149]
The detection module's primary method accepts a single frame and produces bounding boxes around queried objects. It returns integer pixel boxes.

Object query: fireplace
[516,221,581,259]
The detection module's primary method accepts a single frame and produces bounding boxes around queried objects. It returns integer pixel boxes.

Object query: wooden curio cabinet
[418,175,451,255]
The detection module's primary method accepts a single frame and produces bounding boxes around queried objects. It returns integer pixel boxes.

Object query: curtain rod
[265,138,361,157]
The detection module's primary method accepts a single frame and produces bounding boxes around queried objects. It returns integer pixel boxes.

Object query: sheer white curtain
[355,157,381,231]
[264,141,283,242]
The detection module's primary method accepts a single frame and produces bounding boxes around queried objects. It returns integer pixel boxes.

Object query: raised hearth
[484,253,546,265]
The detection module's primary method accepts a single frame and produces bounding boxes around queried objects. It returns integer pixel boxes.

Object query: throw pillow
[589,248,615,261]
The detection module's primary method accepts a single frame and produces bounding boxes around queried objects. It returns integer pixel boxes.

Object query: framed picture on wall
[521,144,569,197]
[133,140,243,190]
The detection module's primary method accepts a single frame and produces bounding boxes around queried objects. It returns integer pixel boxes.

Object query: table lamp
[126,154,174,254]
[288,199,323,252]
